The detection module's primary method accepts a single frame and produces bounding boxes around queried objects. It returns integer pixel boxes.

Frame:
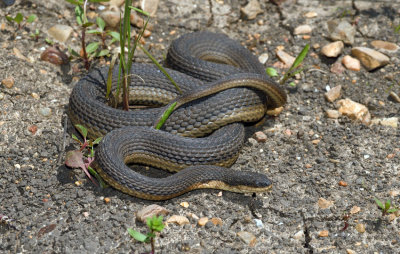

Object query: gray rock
[327,19,355,45]
[241,0,263,20]
[47,24,73,43]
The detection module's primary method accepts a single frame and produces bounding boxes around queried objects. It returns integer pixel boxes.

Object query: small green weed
[66,0,110,70]
[65,124,107,188]
[106,1,181,130]
[265,44,310,87]
[29,28,40,41]
[128,215,165,254]
[394,24,400,34]
[374,197,398,217]
[5,12,36,30]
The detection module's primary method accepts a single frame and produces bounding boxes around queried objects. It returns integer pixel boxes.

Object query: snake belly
[68,31,287,200]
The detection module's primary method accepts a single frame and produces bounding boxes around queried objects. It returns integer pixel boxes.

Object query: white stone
[294,25,312,35]
[321,41,344,57]
[47,24,73,43]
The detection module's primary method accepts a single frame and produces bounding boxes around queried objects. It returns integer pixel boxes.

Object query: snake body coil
[68,32,287,200]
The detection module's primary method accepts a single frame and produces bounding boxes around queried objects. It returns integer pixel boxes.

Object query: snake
[68,31,287,200]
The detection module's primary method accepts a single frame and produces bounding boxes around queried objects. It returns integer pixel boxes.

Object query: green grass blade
[139,44,182,94]
[290,44,309,71]
[106,53,118,99]
[129,6,150,16]
[385,200,391,210]
[127,228,148,242]
[155,102,177,129]
[87,166,108,188]
[374,197,384,209]
[65,0,84,5]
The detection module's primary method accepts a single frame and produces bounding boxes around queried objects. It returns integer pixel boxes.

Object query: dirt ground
[0,0,399,253]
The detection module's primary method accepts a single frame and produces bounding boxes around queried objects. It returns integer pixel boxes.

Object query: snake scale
[68,31,287,200]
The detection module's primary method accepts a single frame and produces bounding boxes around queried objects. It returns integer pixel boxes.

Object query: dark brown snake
[68,31,287,200]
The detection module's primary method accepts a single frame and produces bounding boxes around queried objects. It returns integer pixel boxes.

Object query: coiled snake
[68,32,287,200]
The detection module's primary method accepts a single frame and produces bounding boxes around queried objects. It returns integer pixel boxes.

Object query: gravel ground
[0,0,399,253]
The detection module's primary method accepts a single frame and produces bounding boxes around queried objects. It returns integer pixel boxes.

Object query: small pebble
[350,206,361,214]
[388,214,396,222]
[318,230,329,237]
[258,53,269,64]
[136,204,169,223]
[39,107,52,117]
[47,24,73,43]
[330,60,346,74]
[379,117,398,128]
[254,131,267,143]
[142,29,151,38]
[166,215,190,226]
[351,47,390,71]
[338,180,348,187]
[294,24,312,35]
[180,202,189,208]
[318,198,334,209]
[389,190,400,197]
[254,219,263,228]
[101,10,121,28]
[342,55,360,71]
[14,164,21,169]
[237,231,256,247]
[327,19,355,45]
[326,109,340,119]
[321,41,344,57]
[337,98,371,125]
[389,92,400,103]
[210,217,223,226]
[104,197,110,204]
[0,93,4,100]
[311,139,320,145]
[370,40,399,54]
[304,11,317,18]
[1,77,14,88]
[31,93,40,99]
[324,85,341,102]
[276,50,295,67]
[198,217,208,227]
[28,125,38,135]
[347,249,356,254]
[293,230,304,240]
[140,0,160,17]
[240,0,263,20]
[355,223,365,233]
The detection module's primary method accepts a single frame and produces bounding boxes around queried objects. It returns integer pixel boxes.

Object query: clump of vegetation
[65,124,106,187]
[128,215,165,254]
[265,44,310,87]
[66,0,110,70]
[374,197,398,217]
[5,12,37,31]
